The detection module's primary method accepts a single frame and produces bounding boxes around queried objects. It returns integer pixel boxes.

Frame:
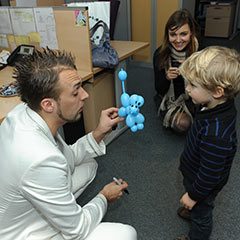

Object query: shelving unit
[205,2,236,37]
[194,0,239,39]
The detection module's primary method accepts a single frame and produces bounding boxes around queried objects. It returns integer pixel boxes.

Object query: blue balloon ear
[121,93,130,107]
[129,94,138,104]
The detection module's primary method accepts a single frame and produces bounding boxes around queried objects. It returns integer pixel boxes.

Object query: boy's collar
[197,98,235,118]
[201,97,227,111]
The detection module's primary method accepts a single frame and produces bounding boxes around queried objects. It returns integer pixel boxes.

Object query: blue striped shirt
[179,99,238,201]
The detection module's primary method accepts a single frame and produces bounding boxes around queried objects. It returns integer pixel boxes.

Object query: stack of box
[204,2,235,38]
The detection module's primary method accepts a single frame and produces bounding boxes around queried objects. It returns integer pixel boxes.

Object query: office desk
[93,41,150,74]
[0,67,20,124]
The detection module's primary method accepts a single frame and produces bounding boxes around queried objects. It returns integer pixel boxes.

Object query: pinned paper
[15,35,30,46]
[0,50,10,64]
[7,35,17,51]
[0,8,13,34]
[0,34,9,48]
[29,32,41,43]
[7,35,15,44]
[74,10,86,26]
[34,8,58,49]
[10,8,36,36]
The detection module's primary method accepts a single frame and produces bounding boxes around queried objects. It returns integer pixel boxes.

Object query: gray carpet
[77,35,240,240]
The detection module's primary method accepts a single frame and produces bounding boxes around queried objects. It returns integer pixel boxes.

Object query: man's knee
[117,224,137,240]
[125,225,137,240]
[72,158,98,198]
[86,223,137,240]
[87,158,98,179]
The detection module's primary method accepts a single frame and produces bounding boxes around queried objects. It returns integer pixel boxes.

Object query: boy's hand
[93,107,124,143]
[180,192,197,210]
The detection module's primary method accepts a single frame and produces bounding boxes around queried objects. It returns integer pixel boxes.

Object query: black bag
[90,20,119,68]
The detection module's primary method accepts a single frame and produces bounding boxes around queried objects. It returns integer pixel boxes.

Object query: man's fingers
[110,112,119,119]
[105,107,119,115]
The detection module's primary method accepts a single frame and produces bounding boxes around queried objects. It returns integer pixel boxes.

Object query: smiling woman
[153,9,200,133]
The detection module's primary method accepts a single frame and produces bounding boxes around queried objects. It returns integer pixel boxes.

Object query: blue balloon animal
[118,68,145,132]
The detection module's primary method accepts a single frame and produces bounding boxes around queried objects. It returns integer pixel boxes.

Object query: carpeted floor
[77,33,240,240]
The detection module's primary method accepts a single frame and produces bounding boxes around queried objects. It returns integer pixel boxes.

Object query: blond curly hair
[179,46,240,98]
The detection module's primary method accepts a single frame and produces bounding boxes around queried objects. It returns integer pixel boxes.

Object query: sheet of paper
[15,35,30,45]
[0,50,10,64]
[0,8,13,35]
[34,8,58,50]
[7,35,17,51]
[29,32,41,43]
[74,10,87,26]
[0,34,9,49]
[10,8,36,36]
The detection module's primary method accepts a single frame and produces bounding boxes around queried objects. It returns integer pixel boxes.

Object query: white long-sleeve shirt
[0,103,107,240]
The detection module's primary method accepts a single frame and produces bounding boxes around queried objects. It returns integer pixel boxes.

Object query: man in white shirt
[0,49,137,240]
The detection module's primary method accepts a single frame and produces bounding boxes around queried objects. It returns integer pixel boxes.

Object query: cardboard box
[204,4,235,38]
[206,5,234,18]
[205,17,234,37]
[83,71,115,133]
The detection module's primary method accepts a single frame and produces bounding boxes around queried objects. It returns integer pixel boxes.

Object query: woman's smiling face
[168,23,191,51]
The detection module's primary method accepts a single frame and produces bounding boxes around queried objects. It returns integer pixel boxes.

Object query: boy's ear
[213,86,224,99]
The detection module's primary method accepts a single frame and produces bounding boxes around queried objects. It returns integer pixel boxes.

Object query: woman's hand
[166,67,180,80]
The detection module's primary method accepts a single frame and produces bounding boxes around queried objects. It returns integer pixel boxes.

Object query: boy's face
[186,80,217,109]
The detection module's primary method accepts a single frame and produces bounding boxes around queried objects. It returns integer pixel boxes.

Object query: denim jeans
[183,177,216,240]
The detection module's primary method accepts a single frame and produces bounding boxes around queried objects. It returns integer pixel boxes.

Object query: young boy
[174,46,240,240]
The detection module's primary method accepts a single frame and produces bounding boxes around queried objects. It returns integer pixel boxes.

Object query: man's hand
[99,179,128,202]
[180,192,197,210]
[93,107,124,143]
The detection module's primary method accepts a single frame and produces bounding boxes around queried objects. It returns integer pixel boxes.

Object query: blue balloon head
[118,68,127,81]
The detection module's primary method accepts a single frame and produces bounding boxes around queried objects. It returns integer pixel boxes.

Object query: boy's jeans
[183,177,216,240]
